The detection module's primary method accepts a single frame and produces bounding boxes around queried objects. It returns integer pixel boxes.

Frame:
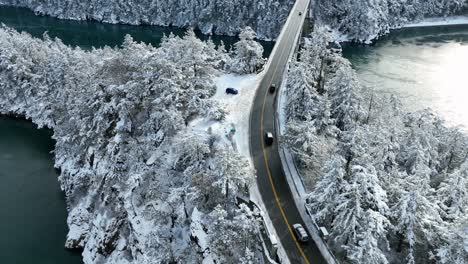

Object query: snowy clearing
[214,73,262,157]
[190,73,262,159]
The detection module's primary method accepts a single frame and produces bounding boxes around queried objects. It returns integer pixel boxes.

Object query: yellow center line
[259,5,311,264]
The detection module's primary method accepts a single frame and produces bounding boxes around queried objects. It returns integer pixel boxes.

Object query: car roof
[295,226,308,237]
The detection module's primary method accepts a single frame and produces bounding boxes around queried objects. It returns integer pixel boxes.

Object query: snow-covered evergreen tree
[327,58,364,131]
[346,210,390,264]
[307,154,346,224]
[436,215,468,264]
[211,149,254,210]
[283,120,320,169]
[285,63,319,122]
[207,204,260,263]
[229,27,266,74]
[390,171,442,264]
[332,165,390,247]
[437,161,468,220]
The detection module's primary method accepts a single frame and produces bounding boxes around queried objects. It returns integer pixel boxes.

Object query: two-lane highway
[249,0,327,263]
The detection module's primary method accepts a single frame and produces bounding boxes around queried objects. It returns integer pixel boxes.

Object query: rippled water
[343,25,468,131]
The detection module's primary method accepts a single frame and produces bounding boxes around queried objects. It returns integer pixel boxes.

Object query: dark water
[343,24,468,130]
[0,117,82,263]
[0,6,274,56]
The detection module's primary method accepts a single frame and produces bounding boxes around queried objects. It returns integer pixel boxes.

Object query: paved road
[249,0,327,263]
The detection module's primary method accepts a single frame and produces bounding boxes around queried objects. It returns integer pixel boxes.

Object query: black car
[226,87,238,95]
[265,132,274,146]
[299,12,302,16]
[269,84,276,94]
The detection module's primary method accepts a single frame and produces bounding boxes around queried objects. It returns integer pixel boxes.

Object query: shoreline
[329,15,468,44]
[402,15,468,28]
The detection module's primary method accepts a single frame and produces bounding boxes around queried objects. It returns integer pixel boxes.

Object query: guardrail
[276,84,339,264]
[237,196,281,264]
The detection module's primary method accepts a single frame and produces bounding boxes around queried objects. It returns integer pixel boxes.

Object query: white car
[293,223,309,242]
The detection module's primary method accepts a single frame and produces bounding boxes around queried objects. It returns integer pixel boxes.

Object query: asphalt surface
[249,0,327,263]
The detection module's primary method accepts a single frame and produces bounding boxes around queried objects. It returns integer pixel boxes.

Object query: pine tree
[308,154,346,224]
[332,166,389,250]
[436,215,468,264]
[229,27,266,74]
[391,171,442,263]
[437,162,468,220]
[327,60,364,131]
[283,120,320,169]
[347,210,390,264]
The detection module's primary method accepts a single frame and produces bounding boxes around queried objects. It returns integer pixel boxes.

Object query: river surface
[0,117,82,263]
[0,6,274,54]
[343,25,468,131]
[0,6,274,264]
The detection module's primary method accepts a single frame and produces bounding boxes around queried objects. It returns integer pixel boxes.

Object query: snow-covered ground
[213,74,261,157]
[190,208,215,264]
[190,73,260,157]
[403,15,468,28]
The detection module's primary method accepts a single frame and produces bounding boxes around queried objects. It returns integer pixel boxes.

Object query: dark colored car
[226,87,238,95]
[269,84,276,94]
[265,132,274,146]
[299,12,302,16]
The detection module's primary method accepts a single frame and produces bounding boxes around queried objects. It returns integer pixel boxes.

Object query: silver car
[293,223,309,243]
